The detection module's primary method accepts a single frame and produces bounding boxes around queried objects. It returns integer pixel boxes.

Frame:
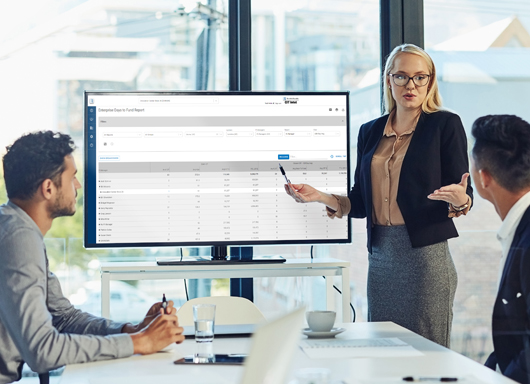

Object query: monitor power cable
[179,248,189,302]
[310,245,356,322]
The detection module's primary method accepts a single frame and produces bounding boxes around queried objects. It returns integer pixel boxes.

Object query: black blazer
[348,110,473,253]
[485,206,530,384]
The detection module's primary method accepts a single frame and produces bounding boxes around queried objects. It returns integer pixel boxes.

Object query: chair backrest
[240,307,305,384]
[177,296,266,326]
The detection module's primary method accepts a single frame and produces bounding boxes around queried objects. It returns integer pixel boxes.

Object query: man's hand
[427,173,470,207]
[122,300,176,334]
[130,309,185,355]
[138,300,176,330]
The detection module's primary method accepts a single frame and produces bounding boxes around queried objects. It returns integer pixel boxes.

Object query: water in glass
[195,319,215,342]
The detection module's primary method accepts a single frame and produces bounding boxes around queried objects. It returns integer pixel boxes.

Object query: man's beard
[48,191,76,219]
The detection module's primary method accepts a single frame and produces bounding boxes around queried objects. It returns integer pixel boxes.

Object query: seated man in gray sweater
[0,131,185,384]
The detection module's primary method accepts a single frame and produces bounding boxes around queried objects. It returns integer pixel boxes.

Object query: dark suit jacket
[485,206,530,384]
[348,110,473,253]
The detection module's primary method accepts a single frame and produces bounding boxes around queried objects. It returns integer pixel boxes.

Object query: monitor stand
[211,245,228,260]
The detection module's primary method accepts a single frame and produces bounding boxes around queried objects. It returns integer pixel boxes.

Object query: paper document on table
[304,337,407,348]
[301,338,423,359]
[90,374,235,384]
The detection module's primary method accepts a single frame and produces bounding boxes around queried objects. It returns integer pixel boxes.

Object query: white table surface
[59,321,516,384]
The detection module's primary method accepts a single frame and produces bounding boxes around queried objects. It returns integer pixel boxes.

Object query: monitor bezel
[84,90,351,249]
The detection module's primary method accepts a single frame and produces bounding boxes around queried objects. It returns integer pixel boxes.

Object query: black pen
[162,293,168,314]
[403,377,458,382]
[278,163,291,184]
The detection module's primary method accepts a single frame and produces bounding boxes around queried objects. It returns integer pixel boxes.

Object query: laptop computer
[239,307,305,384]
[175,308,305,381]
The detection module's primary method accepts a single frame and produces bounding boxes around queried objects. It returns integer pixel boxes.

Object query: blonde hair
[382,44,443,114]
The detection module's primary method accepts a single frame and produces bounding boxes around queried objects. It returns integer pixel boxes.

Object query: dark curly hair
[3,131,76,200]
[472,115,530,192]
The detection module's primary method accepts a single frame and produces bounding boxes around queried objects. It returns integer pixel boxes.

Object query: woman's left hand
[428,173,469,207]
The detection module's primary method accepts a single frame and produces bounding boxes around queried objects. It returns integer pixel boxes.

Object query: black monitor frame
[84,91,351,253]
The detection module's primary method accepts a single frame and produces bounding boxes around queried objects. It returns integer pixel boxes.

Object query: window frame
[229,0,425,300]
[380,0,424,112]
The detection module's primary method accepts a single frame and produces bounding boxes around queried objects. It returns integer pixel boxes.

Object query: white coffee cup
[306,310,336,332]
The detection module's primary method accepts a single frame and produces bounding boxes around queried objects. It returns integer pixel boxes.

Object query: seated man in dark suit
[471,115,530,384]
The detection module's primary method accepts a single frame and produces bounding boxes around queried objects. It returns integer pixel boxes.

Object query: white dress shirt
[496,191,530,288]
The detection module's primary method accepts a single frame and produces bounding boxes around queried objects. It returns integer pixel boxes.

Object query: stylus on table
[403,377,458,382]
[162,293,168,314]
[278,163,291,184]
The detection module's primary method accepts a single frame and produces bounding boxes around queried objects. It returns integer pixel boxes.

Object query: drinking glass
[193,304,216,342]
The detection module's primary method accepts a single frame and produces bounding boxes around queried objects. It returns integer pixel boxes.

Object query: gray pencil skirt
[368,225,457,347]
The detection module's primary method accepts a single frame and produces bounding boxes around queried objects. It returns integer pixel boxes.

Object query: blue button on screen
[278,154,289,160]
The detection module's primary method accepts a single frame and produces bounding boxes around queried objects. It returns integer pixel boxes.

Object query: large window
[250,0,380,320]
[0,0,229,331]
[425,0,530,362]
[0,0,380,325]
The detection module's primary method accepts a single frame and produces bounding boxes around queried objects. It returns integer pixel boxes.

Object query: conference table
[59,321,515,384]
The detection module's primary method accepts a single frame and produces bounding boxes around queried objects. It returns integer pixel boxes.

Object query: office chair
[176,296,266,326]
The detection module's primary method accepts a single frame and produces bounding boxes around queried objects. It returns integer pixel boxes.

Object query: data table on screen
[97,160,348,244]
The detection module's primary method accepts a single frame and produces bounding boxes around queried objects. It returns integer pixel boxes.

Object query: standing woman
[285,44,473,347]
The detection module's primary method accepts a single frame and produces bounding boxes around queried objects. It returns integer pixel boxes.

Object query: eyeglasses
[389,73,431,87]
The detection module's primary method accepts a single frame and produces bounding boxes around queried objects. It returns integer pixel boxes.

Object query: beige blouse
[370,112,415,226]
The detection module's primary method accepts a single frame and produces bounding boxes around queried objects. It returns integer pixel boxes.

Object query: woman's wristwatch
[451,198,470,212]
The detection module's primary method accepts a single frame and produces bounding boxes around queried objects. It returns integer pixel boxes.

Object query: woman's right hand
[284,183,322,203]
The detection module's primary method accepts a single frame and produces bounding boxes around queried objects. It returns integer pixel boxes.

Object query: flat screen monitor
[84,91,351,253]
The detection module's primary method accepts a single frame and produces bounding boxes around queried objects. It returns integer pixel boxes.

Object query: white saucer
[302,327,345,338]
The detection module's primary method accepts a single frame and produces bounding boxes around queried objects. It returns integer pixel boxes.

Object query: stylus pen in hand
[162,293,168,314]
[278,163,291,184]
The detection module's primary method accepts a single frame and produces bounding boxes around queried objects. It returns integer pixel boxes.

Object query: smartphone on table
[174,354,246,365]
